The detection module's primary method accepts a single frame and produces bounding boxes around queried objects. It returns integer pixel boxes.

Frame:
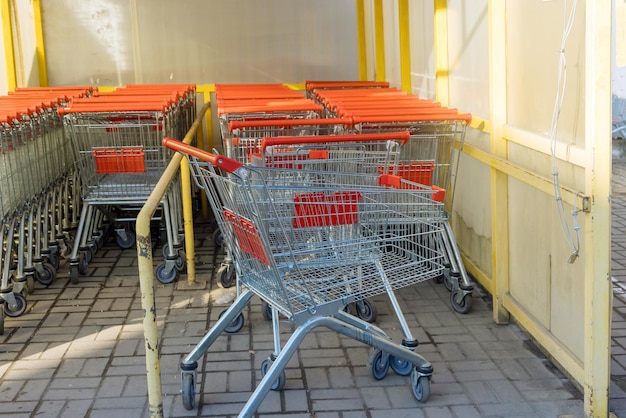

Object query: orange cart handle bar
[162,137,243,174]
[352,113,473,124]
[228,118,354,131]
[261,131,411,150]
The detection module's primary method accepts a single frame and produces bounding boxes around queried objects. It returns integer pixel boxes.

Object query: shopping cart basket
[164,138,445,416]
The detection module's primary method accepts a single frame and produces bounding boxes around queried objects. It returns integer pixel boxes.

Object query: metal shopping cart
[61,92,191,284]
[164,138,445,416]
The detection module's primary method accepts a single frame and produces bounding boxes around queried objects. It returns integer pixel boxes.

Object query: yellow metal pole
[136,102,210,418]
[433,0,449,106]
[373,0,385,82]
[196,85,215,219]
[1,0,17,91]
[398,0,411,93]
[356,0,367,81]
[584,0,612,415]
[487,0,509,324]
[32,0,48,86]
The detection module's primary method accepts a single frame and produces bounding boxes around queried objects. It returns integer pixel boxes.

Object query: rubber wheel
[156,263,178,284]
[213,229,224,247]
[218,309,244,333]
[82,248,93,264]
[4,293,27,317]
[78,252,89,275]
[450,289,472,314]
[34,262,56,286]
[175,251,186,272]
[0,309,4,335]
[261,301,273,321]
[367,349,389,380]
[411,369,431,402]
[355,299,377,323]
[389,355,413,376]
[117,231,136,249]
[261,358,286,391]
[46,252,60,271]
[434,275,444,284]
[70,265,79,284]
[26,275,35,293]
[181,372,195,410]
[443,273,455,292]
[218,265,235,288]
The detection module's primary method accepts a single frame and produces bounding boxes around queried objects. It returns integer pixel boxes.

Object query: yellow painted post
[583,1,612,416]
[433,0,449,106]
[1,0,17,91]
[196,85,215,219]
[356,0,367,81]
[136,103,211,418]
[32,0,48,86]
[373,0,385,82]
[487,0,509,324]
[398,0,411,94]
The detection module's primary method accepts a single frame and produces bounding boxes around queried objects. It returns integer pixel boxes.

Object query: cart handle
[162,137,243,173]
[352,112,473,123]
[228,117,353,131]
[260,131,411,150]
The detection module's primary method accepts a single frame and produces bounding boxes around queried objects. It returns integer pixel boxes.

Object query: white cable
[550,0,580,264]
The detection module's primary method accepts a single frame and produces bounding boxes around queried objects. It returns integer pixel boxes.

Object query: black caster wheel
[181,372,196,410]
[410,369,431,402]
[34,263,56,286]
[218,309,244,333]
[450,289,472,314]
[175,251,186,272]
[4,293,27,317]
[355,299,377,323]
[389,355,413,376]
[78,252,89,275]
[367,349,389,381]
[261,357,286,391]
[217,264,235,288]
[156,263,178,284]
[117,231,136,249]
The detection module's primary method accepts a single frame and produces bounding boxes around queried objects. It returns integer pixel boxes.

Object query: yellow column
[356,0,367,81]
[373,0,385,82]
[583,1,612,416]
[32,0,48,86]
[398,0,411,93]
[487,0,509,324]
[433,0,449,106]
[1,0,17,91]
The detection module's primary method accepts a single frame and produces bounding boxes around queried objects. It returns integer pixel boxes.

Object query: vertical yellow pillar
[487,0,510,324]
[583,1,612,416]
[1,0,17,91]
[32,0,48,86]
[356,0,367,81]
[373,0,385,82]
[398,0,411,93]
[433,0,449,106]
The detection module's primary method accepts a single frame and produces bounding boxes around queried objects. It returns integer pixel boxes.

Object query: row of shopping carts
[0,86,95,334]
[59,84,196,284]
[170,81,474,416]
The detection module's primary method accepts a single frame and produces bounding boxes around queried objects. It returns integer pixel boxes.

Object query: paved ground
[8,150,626,417]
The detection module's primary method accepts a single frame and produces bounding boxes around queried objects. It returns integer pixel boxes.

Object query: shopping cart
[61,87,192,284]
[164,138,445,416]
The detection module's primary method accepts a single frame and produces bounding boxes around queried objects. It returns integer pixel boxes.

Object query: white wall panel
[42,0,359,86]
[409,0,435,99]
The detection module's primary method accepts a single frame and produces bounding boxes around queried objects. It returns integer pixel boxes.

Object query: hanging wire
[549,0,580,264]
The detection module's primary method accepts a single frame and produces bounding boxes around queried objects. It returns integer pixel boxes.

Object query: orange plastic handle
[162,137,243,173]
[228,117,353,131]
[57,102,170,115]
[218,103,323,116]
[352,112,473,123]
[260,131,411,150]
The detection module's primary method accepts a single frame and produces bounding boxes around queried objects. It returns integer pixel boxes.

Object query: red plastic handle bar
[228,117,353,131]
[57,102,171,115]
[260,131,411,150]
[162,137,243,173]
[352,112,473,123]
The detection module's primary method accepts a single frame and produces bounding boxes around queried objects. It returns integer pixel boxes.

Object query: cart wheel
[443,273,455,292]
[410,369,431,402]
[35,262,56,286]
[218,309,244,333]
[117,231,136,249]
[70,265,79,284]
[355,299,377,323]
[213,228,224,247]
[181,372,196,410]
[367,349,389,380]
[4,293,27,317]
[450,289,472,314]
[78,252,89,275]
[261,357,286,391]
[46,252,60,271]
[261,301,273,321]
[175,250,186,272]
[217,265,235,288]
[26,275,35,293]
[389,355,413,376]
[0,309,4,335]
[82,248,93,264]
[434,274,444,284]
[156,263,178,284]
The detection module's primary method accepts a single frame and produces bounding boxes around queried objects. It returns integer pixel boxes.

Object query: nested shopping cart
[61,89,192,284]
[164,138,445,416]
